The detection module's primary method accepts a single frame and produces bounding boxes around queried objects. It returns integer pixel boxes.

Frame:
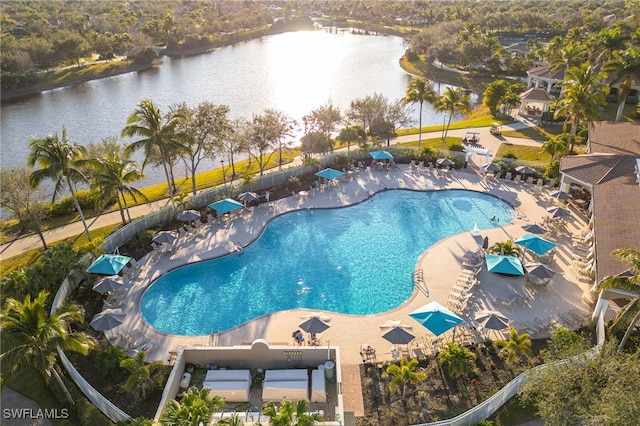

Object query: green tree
[337,125,365,155]
[261,399,323,426]
[489,240,523,258]
[302,101,343,151]
[27,125,92,241]
[386,356,427,399]
[122,99,185,198]
[483,80,508,117]
[436,87,471,147]
[436,342,477,379]
[247,109,295,176]
[603,47,640,122]
[120,351,166,399]
[598,248,640,354]
[520,340,640,425]
[403,77,437,149]
[0,291,97,405]
[160,386,224,426]
[89,143,145,225]
[172,101,232,194]
[540,133,569,162]
[495,328,532,364]
[554,62,608,152]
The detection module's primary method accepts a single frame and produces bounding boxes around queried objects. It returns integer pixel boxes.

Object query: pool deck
[108,164,594,369]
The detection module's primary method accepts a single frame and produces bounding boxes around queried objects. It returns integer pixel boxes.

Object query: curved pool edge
[137,187,515,337]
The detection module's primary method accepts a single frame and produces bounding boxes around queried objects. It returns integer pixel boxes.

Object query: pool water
[141,190,514,335]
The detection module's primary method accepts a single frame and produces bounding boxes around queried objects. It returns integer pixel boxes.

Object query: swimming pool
[141,189,514,335]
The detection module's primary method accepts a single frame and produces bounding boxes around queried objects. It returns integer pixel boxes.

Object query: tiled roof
[588,122,640,156]
[526,65,565,81]
[562,122,640,283]
[520,87,555,101]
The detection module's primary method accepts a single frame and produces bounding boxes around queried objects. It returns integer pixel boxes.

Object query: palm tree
[159,386,224,426]
[121,99,185,198]
[598,249,640,354]
[404,77,437,149]
[261,399,323,426]
[495,328,532,364]
[540,133,570,162]
[603,47,640,122]
[217,413,245,425]
[27,125,92,241]
[0,290,97,405]
[386,356,427,399]
[435,87,471,148]
[554,62,608,152]
[436,342,477,379]
[489,240,523,258]
[90,146,146,225]
[120,351,166,399]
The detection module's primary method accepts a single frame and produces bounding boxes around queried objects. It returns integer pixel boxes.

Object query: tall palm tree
[261,399,323,426]
[121,99,185,198]
[436,342,477,379]
[598,249,640,354]
[436,87,471,148]
[495,328,532,364]
[159,386,223,426]
[404,77,437,149]
[90,147,146,225]
[386,356,427,399]
[0,290,97,405]
[27,125,92,241]
[603,47,640,122]
[554,62,608,152]
[540,133,570,162]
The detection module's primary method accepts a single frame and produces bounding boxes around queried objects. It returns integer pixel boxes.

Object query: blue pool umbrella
[369,150,394,161]
[315,168,344,180]
[409,301,465,337]
[485,253,525,276]
[209,198,244,214]
[515,233,557,255]
[87,254,133,275]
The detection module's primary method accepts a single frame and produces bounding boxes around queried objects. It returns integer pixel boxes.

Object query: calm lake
[1,29,478,188]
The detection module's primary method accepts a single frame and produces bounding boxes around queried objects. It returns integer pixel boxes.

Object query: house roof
[562,122,640,283]
[588,122,640,156]
[526,65,565,81]
[519,87,555,101]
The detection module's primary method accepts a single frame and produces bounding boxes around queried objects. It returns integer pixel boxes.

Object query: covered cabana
[518,88,554,117]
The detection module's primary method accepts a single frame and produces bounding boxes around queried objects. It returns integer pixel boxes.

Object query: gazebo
[518,88,554,117]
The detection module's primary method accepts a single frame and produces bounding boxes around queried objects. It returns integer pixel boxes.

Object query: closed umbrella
[299,317,330,334]
[90,309,126,331]
[209,198,243,214]
[92,275,125,294]
[177,210,201,222]
[369,150,394,161]
[382,327,415,345]
[153,231,178,245]
[87,254,133,275]
[521,224,548,235]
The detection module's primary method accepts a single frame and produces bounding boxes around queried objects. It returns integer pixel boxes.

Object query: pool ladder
[413,269,429,297]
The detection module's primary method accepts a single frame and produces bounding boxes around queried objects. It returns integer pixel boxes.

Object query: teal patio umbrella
[485,253,525,276]
[409,301,465,337]
[315,168,344,180]
[369,150,394,160]
[87,254,133,275]
[209,198,244,214]
[515,233,557,256]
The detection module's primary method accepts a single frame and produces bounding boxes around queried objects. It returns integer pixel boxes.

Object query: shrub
[95,345,126,375]
[128,229,154,252]
[503,152,518,159]
[285,176,302,191]
[448,143,465,152]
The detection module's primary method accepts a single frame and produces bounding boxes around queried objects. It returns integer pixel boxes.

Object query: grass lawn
[495,144,552,163]
[489,396,540,425]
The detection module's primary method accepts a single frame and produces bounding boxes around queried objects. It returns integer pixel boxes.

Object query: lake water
[1,29,478,189]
